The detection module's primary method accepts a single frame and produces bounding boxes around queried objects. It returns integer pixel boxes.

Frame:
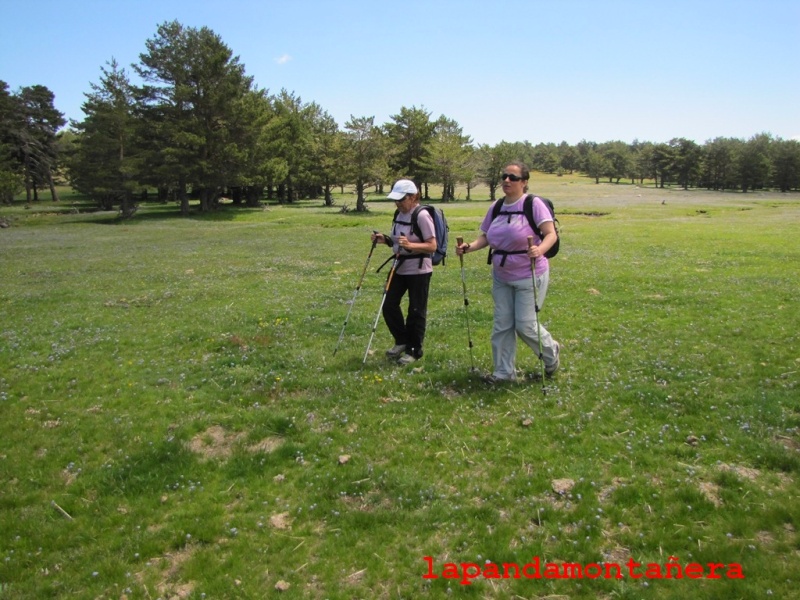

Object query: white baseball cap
[387,179,418,200]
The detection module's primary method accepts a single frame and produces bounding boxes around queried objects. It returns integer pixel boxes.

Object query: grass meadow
[0,175,798,599]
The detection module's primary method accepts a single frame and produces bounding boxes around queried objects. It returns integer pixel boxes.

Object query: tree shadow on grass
[67,203,248,225]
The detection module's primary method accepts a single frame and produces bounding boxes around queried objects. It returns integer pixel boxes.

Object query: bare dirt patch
[270,512,292,530]
[248,437,284,453]
[551,478,576,495]
[186,425,244,460]
[339,491,390,512]
[602,545,632,564]
[698,481,722,507]
[756,531,776,547]
[136,546,197,599]
[598,477,626,503]
[717,463,760,481]
[776,434,800,453]
[187,426,284,460]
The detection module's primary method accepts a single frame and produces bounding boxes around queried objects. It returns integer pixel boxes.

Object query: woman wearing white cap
[371,179,437,365]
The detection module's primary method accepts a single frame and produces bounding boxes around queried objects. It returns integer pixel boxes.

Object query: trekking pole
[528,235,547,392]
[456,236,476,372]
[363,253,400,364]
[333,231,379,356]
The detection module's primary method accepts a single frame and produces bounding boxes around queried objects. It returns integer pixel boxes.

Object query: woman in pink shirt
[456,162,560,383]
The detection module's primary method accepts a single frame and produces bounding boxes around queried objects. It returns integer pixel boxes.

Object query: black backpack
[489,194,560,259]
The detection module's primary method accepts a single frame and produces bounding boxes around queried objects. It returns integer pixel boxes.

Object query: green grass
[1,177,798,599]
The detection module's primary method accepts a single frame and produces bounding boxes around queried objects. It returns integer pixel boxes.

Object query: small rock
[275,580,291,592]
[338,454,351,465]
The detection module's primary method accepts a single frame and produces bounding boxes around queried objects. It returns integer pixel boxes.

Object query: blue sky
[1,0,798,146]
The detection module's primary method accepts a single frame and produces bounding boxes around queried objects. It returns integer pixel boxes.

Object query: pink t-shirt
[390,206,435,275]
[480,195,552,282]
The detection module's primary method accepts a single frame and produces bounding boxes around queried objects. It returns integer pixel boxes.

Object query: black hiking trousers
[382,272,432,359]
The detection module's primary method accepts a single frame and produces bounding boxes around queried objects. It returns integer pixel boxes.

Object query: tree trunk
[47,170,60,202]
[246,186,263,207]
[199,188,211,212]
[179,176,189,215]
[119,191,139,218]
[356,180,367,212]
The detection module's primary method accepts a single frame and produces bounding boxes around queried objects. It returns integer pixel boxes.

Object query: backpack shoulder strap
[524,194,542,238]
[490,199,504,221]
[409,205,425,240]
[487,200,503,265]
[410,205,433,268]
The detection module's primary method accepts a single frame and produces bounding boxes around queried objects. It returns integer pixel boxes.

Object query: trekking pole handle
[457,236,464,246]
[527,235,537,268]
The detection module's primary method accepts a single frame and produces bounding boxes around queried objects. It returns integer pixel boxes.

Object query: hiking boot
[545,341,560,377]
[396,353,417,366]
[385,344,406,359]
[481,373,514,385]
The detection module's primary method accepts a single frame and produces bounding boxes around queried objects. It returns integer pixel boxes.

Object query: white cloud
[275,54,292,65]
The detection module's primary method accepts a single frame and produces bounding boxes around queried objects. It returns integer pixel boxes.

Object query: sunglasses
[501,173,524,182]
